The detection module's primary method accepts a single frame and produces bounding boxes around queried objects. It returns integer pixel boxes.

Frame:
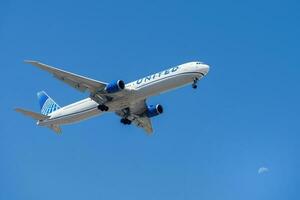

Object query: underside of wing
[116,99,154,135]
[25,60,107,93]
[131,115,153,134]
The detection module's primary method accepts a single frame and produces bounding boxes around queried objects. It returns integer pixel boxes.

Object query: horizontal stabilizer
[49,125,62,134]
[15,108,49,120]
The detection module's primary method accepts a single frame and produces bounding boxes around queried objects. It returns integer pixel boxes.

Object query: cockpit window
[196,62,203,64]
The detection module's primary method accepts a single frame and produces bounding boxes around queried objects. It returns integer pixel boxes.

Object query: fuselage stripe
[46,107,98,122]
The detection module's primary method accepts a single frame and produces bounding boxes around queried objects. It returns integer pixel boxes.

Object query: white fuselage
[38,62,209,127]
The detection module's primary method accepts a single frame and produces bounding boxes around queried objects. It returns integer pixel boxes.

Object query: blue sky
[1,0,299,199]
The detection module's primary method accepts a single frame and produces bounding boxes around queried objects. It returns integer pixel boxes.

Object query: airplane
[15,61,209,134]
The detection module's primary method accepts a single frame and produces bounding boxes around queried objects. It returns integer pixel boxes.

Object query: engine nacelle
[105,80,125,93]
[146,104,163,118]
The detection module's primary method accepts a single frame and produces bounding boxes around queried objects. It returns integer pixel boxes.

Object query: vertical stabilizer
[37,91,61,115]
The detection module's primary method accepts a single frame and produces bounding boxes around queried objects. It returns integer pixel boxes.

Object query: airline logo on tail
[37,91,60,115]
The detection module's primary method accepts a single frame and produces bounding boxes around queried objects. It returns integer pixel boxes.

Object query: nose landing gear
[192,78,198,89]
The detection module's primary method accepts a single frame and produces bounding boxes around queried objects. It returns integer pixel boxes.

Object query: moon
[258,167,269,174]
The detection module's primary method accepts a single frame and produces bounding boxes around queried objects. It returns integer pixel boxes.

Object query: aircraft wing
[116,99,153,135]
[25,60,107,93]
[132,115,153,134]
[130,115,153,134]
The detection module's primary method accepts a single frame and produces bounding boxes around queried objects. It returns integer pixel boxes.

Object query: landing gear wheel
[98,104,109,111]
[192,77,198,89]
[121,118,132,125]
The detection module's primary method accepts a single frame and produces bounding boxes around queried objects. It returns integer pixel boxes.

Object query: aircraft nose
[200,64,210,75]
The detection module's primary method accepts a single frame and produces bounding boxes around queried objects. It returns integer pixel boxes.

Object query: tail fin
[37,91,61,115]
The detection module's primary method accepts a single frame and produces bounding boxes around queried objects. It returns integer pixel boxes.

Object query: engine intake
[146,104,163,118]
[105,80,125,93]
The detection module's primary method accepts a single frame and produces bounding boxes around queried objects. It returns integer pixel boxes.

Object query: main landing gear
[192,77,198,89]
[120,118,132,125]
[97,104,109,111]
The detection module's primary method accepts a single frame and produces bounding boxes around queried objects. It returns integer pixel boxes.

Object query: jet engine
[146,104,163,118]
[105,80,125,93]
